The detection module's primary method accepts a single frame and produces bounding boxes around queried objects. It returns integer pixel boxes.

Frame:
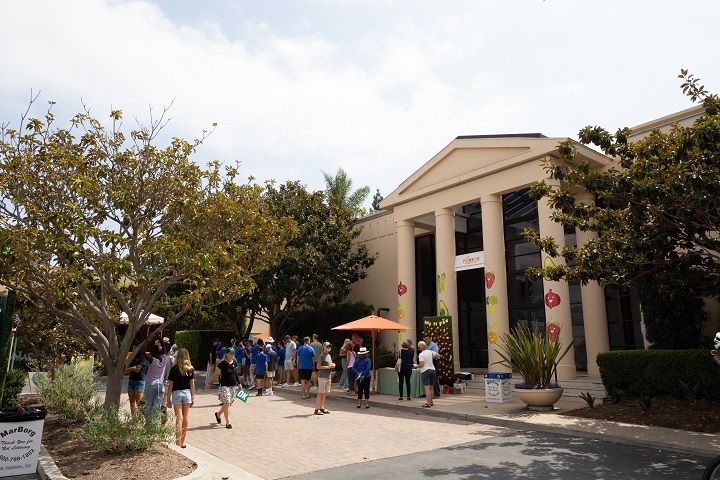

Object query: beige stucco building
[347,106,709,379]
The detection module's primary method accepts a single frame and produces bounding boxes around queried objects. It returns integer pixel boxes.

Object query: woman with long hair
[124,351,148,415]
[143,343,171,420]
[166,348,195,447]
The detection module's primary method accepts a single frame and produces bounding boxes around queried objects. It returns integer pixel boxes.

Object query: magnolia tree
[0,100,294,410]
[526,72,720,346]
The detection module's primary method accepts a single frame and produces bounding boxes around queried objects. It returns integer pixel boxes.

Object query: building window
[415,234,436,334]
[503,189,545,332]
[456,203,483,255]
[605,287,644,350]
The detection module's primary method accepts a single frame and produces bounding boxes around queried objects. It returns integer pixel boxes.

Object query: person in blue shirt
[277,342,287,386]
[254,347,268,397]
[215,342,225,366]
[297,337,316,400]
[250,339,264,388]
[354,347,372,409]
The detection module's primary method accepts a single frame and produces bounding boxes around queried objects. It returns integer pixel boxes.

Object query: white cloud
[1,0,719,202]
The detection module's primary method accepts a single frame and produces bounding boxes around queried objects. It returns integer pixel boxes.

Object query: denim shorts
[127,379,145,392]
[171,389,192,405]
[421,369,437,386]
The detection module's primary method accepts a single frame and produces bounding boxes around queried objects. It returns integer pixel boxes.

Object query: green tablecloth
[377,367,424,398]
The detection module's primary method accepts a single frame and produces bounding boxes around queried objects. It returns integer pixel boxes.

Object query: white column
[434,208,460,370]
[574,192,610,377]
[396,219,416,340]
[481,194,511,372]
[537,179,577,381]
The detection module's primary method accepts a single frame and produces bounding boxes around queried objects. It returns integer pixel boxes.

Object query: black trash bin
[0,406,46,478]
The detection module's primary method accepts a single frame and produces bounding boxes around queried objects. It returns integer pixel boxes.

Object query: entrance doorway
[457,267,488,368]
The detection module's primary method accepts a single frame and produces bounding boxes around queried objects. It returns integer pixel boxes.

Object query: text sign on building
[454,251,485,271]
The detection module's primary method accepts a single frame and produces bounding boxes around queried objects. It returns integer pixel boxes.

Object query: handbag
[395,351,402,373]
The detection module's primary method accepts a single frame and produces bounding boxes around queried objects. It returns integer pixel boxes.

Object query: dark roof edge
[455,133,547,140]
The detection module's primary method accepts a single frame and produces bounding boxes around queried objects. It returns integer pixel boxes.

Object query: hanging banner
[454,251,485,271]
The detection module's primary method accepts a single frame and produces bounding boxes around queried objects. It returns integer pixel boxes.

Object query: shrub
[82,409,173,453]
[37,362,101,421]
[175,330,235,370]
[0,369,26,409]
[579,392,596,408]
[597,350,720,401]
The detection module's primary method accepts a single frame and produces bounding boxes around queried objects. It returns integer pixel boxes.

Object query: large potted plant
[493,324,573,410]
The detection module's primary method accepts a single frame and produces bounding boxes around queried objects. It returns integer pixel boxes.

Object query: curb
[169,442,262,480]
[278,387,719,458]
[37,444,70,480]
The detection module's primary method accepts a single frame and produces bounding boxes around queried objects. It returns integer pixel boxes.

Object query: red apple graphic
[485,271,496,289]
[546,322,561,342]
[398,282,407,296]
[545,289,561,309]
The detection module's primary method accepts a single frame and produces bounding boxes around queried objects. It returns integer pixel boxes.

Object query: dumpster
[0,406,46,477]
[484,372,512,403]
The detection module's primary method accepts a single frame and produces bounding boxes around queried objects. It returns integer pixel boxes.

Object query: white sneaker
[291,382,299,387]
[310,386,318,392]
[268,390,274,396]
[264,390,270,396]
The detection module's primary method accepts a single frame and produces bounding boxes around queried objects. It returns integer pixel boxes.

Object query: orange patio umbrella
[332,315,409,391]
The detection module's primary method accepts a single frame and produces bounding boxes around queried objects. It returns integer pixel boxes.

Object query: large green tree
[526,71,719,346]
[322,167,371,216]
[0,101,293,409]
[244,181,376,337]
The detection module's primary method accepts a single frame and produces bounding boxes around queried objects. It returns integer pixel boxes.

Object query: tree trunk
[103,361,125,412]
[242,313,255,340]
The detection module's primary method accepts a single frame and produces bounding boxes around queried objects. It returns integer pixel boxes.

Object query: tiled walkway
[185,386,516,480]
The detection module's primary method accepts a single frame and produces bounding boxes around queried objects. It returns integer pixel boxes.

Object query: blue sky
[1,0,719,205]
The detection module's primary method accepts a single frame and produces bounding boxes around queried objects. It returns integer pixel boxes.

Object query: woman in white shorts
[205,347,239,429]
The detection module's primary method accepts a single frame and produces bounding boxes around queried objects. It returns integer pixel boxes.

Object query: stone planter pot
[514,387,564,411]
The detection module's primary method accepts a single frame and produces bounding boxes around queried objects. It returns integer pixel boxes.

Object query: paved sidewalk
[184,386,517,480]
[275,382,720,457]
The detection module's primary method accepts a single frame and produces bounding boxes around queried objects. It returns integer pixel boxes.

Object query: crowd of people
[124,330,444,448]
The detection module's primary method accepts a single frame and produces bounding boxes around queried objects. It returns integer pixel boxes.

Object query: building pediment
[380,135,611,210]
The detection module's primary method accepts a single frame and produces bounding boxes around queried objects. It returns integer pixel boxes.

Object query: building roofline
[629,105,704,137]
[455,133,547,140]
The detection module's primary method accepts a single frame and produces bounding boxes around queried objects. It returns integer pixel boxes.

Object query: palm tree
[322,168,371,216]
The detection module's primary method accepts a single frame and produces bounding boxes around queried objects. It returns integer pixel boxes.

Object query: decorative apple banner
[485,270,496,289]
[546,321,561,342]
[545,289,561,309]
[422,315,455,386]
[397,281,407,296]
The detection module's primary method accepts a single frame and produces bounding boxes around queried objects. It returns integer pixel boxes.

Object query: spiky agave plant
[492,323,573,389]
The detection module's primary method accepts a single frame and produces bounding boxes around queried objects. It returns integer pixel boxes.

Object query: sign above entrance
[455,251,485,271]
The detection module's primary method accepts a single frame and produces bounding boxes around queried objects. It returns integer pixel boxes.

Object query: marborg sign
[454,251,485,272]
[0,419,44,477]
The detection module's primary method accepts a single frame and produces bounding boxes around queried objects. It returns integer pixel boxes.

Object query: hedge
[175,330,235,370]
[597,350,720,401]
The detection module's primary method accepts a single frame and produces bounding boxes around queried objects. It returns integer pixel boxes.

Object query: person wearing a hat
[354,346,372,409]
[264,340,278,396]
[205,347,239,428]
[314,342,335,415]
